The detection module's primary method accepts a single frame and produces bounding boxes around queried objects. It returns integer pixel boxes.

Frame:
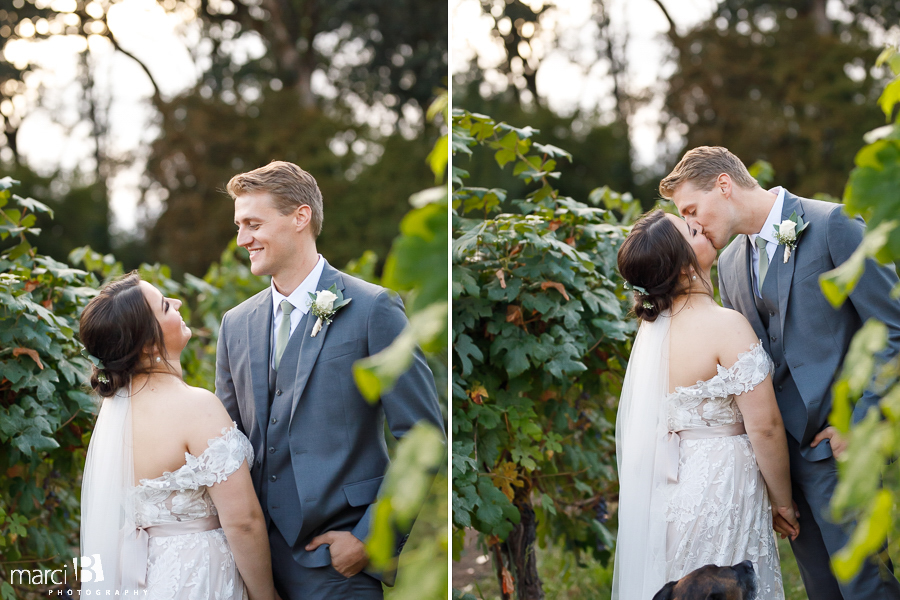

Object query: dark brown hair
[79,272,168,396]
[617,209,711,322]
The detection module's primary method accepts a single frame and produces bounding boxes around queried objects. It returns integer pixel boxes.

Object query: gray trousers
[268,523,384,600]
[787,435,900,600]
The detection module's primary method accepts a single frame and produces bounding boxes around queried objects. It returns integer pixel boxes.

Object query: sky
[4,0,275,233]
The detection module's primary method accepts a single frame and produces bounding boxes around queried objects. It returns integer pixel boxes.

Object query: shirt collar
[271,254,325,316]
[750,186,785,247]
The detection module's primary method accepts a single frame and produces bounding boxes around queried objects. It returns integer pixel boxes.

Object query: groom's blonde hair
[227,161,324,237]
[659,146,758,199]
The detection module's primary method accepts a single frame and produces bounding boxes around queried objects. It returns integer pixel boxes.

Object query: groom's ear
[651,581,676,600]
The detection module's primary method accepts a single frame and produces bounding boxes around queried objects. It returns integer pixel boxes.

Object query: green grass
[457,537,870,600]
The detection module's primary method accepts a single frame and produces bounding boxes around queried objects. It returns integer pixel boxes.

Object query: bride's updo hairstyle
[617,209,710,322]
[79,271,168,397]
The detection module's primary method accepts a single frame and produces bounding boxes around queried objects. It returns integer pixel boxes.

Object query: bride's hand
[772,502,800,541]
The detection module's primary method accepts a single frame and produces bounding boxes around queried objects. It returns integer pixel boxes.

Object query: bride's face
[140,281,191,359]
[666,213,717,271]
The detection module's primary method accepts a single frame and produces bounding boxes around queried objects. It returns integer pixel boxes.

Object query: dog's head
[652,560,757,600]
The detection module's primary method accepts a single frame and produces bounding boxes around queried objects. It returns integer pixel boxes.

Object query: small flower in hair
[81,350,109,384]
[642,300,653,310]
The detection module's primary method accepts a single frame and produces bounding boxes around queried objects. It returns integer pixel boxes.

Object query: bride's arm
[207,464,276,600]
[717,312,799,538]
[733,375,799,539]
[186,390,276,600]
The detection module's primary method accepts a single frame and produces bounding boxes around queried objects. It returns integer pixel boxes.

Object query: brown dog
[652,560,757,600]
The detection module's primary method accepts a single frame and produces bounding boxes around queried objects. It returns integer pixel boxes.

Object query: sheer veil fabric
[80,386,144,592]
[612,312,671,600]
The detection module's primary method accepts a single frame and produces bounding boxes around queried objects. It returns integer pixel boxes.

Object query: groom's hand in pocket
[306,531,369,577]
[810,426,847,458]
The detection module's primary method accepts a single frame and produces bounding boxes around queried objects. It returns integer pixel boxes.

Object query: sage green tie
[274,300,294,371]
[756,236,769,291]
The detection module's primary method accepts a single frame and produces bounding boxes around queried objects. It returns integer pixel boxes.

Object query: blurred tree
[2,0,447,276]
[656,0,889,198]
[0,163,111,259]
[143,90,437,276]
[453,0,656,211]
[452,84,647,210]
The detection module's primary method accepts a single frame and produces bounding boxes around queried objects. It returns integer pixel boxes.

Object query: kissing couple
[78,161,445,599]
[613,147,900,600]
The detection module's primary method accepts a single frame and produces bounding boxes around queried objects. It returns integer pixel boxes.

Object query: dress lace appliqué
[132,424,253,600]
[663,343,783,600]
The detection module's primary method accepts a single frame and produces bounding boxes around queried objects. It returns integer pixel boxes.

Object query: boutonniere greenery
[773,212,810,263]
[307,285,351,337]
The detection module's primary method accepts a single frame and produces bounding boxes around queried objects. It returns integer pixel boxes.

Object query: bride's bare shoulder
[171,386,236,454]
[706,305,762,361]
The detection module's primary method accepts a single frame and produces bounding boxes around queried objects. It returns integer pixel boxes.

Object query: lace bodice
[666,343,774,431]
[132,425,254,528]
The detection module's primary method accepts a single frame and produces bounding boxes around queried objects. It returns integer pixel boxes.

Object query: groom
[214,161,444,600]
[662,146,900,600]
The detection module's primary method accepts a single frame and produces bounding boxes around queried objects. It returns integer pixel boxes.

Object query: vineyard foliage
[451,108,638,590]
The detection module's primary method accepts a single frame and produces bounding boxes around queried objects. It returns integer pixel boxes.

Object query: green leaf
[878,77,900,122]
[830,319,888,433]
[353,302,447,401]
[454,333,484,377]
[833,489,893,581]
[820,221,896,308]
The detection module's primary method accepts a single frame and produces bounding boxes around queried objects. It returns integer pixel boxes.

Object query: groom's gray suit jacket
[215,260,443,583]
[718,191,900,461]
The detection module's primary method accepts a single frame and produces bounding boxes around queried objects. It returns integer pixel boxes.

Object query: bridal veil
[612,313,671,600]
[80,386,143,592]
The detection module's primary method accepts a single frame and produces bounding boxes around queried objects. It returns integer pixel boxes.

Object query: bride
[612,210,800,600]
[78,272,277,599]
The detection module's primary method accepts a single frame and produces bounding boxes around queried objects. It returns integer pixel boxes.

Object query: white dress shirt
[748,187,785,297]
[270,254,325,367]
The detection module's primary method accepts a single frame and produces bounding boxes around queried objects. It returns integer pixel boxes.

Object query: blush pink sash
[665,423,747,483]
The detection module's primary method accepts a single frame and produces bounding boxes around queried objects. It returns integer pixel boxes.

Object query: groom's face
[234,191,304,279]
[671,180,732,250]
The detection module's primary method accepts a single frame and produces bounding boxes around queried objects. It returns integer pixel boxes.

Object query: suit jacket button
[770,335,777,342]
[270,475,277,482]
[269,447,276,454]
[769,311,775,316]
[275,389,282,396]
[774,362,781,368]
[271,417,277,424]
[777,385,783,392]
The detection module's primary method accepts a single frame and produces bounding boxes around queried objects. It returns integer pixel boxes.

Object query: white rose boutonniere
[307,285,351,337]
[773,211,810,263]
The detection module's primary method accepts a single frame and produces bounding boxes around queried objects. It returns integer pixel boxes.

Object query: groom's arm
[215,311,244,431]
[350,289,444,559]
[826,207,900,424]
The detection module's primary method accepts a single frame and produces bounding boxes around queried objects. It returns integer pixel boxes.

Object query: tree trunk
[507,502,544,600]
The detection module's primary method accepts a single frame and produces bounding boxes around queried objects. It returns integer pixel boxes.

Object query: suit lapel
[289,261,346,423]
[246,289,274,442]
[731,235,766,341]
[776,192,803,334]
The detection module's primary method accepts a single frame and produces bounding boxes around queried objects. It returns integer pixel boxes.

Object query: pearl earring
[155,356,162,363]
[692,275,697,280]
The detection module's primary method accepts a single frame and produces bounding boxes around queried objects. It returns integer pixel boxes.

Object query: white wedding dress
[133,425,254,599]
[664,342,784,599]
[81,388,254,599]
[612,314,784,600]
